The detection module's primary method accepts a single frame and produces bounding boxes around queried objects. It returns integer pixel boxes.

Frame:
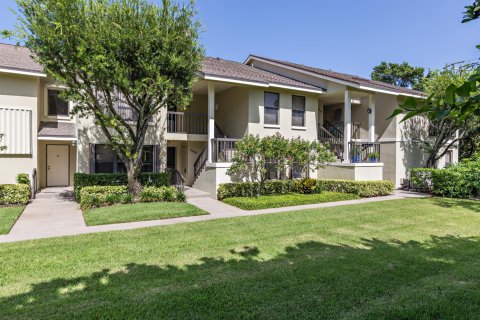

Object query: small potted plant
[351,146,361,163]
[367,151,379,163]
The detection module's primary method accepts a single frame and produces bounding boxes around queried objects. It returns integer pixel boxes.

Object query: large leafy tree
[10,0,204,195]
[371,61,425,91]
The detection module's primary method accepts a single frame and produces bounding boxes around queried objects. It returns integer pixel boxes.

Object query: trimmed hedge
[74,172,170,201]
[218,179,394,200]
[409,157,480,198]
[80,186,131,211]
[140,186,186,203]
[410,168,436,193]
[80,185,186,211]
[0,184,30,205]
[316,180,395,197]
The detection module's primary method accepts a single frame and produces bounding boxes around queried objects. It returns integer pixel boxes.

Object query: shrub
[316,180,395,197]
[139,186,185,203]
[431,166,475,198]
[16,173,30,185]
[74,172,170,201]
[410,168,437,193]
[79,186,130,211]
[295,178,320,194]
[218,179,394,200]
[0,184,30,205]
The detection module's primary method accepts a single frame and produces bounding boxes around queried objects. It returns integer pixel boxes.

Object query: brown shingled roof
[38,122,76,139]
[247,55,425,97]
[202,57,324,92]
[0,43,44,74]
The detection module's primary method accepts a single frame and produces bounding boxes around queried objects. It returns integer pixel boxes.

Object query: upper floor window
[264,92,279,125]
[292,95,305,127]
[47,89,69,116]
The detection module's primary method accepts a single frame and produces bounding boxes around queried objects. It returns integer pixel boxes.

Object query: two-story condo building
[0,44,458,198]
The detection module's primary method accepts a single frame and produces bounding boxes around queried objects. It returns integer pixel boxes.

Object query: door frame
[46,144,70,187]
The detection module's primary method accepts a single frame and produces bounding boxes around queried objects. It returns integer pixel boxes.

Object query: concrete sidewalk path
[0,189,426,244]
[4,187,85,242]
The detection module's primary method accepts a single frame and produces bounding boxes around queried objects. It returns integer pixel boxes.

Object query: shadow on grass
[429,197,480,213]
[2,236,480,319]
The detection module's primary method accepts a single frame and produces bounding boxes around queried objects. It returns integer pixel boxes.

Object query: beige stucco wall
[192,163,234,198]
[247,88,319,140]
[0,73,39,186]
[318,163,383,181]
[216,87,249,138]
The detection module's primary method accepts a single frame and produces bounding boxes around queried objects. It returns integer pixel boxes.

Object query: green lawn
[83,202,207,226]
[1,198,480,319]
[223,191,359,210]
[0,206,24,234]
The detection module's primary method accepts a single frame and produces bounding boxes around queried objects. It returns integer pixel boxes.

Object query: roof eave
[201,73,324,94]
[247,55,425,99]
[0,67,46,78]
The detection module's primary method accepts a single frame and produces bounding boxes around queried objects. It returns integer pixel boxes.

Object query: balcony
[212,138,240,162]
[348,142,381,163]
[167,111,208,134]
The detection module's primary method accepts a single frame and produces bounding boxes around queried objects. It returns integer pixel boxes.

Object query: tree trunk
[126,159,142,197]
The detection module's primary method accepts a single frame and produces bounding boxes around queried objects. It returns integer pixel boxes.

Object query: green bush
[218,179,394,200]
[74,172,170,201]
[410,168,437,193]
[79,186,131,211]
[316,180,395,197]
[139,186,185,203]
[0,184,30,205]
[16,173,30,185]
[223,192,359,210]
[295,178,320,194]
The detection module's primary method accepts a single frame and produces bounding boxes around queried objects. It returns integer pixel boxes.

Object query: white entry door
[47,145,69,187]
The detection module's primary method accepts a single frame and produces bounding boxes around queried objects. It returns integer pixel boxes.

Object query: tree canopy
[10,0,204,194]
[371,61,425,91]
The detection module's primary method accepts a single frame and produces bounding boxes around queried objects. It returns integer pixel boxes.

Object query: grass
[222,191,359,210]
[83,202,207,226]
[1,198,480,318]
[0,206,24,234]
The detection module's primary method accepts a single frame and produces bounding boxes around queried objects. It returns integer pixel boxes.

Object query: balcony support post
[207,81,215,163]
[343,90,352,162]
[368,94,376,142]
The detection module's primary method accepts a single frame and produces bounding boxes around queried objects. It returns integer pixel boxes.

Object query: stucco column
[343,90,352,162]
[207,81,215,163]
[368,94,376,142]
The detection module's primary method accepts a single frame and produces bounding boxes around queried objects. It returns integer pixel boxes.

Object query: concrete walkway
[0,188,426,243]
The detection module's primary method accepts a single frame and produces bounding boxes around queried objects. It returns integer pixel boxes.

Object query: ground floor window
[444,150,453,166]
[93,144,156,173]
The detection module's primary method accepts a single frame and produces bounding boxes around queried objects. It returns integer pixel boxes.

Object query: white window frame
[44,84,72,120]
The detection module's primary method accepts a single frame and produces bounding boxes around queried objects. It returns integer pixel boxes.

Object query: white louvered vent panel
[0,107,32,155]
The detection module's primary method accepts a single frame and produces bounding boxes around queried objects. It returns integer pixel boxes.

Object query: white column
[207,81,215,163]
[343,90,352,162]
[368,94,376,142]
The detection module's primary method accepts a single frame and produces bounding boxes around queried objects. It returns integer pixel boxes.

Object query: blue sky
[0,0,477,78]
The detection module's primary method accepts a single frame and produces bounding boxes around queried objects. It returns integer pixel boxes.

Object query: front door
[47,145,69,187]
[167,147,176,169]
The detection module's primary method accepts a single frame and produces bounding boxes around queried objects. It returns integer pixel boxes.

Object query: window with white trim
[264,92,279,125]
[94,144,155,173]
[47,89,69,116]
[292,95,305,127]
